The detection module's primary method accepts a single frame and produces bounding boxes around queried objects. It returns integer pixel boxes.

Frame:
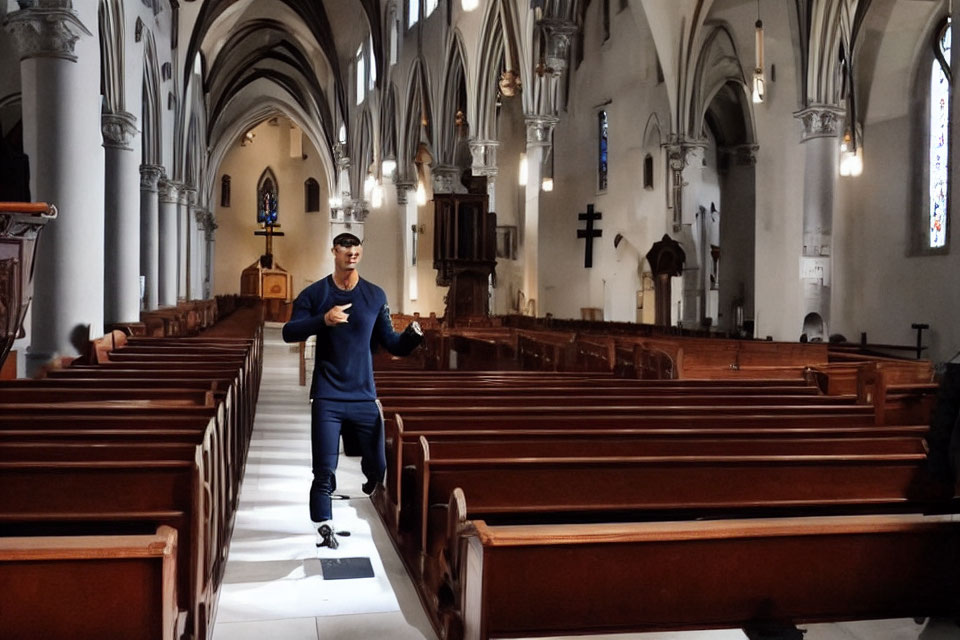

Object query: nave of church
[5,0,960,638]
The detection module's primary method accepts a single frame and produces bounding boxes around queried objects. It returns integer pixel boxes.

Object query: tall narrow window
[602,0,610,42]
[425,0,438,17]
[369,35,377,89]
[390,8,399,65]
[356,45,365,104]
[304,178,320,212]
[408,0,419,28]
[598,110,609,192]
[643,154,654,190]
[257,168,279,225]
[220,174,231,207]
[929,22,951,249]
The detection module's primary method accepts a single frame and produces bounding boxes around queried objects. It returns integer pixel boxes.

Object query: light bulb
[752,71,765,104]
[416,182,427,205]
[541,177,554,192]
[518,154,528,186]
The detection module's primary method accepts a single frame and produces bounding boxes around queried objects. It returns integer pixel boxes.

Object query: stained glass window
[929,23,951,249]
[257,172,278,225]
[598,110,609,192]
[356,45,365,105]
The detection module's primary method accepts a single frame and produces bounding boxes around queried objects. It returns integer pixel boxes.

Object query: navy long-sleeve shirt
[282,275,421,400]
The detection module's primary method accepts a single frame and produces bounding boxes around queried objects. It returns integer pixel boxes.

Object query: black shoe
[316,524,339,550]
[361,480,379,496]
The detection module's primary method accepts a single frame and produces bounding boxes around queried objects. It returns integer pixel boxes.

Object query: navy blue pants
[309,399,385,522]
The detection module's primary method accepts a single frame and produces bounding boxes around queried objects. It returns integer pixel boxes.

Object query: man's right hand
[324,303,352,326]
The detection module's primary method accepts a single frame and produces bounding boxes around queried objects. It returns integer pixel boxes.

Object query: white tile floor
[211,325,960,640]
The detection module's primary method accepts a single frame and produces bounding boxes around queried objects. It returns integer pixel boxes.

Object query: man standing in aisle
[282,232,423,549]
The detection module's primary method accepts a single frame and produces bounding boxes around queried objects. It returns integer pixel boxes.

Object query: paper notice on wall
[799,256,831,287]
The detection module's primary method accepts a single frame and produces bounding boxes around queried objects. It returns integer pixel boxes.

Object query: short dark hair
[332,232,362,248]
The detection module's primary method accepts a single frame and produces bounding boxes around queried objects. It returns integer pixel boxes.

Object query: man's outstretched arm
[373,305,423,356]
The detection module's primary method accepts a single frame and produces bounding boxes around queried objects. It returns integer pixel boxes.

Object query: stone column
[139,164,163,310]
[158,178,179,307]
[201,212,217,299]
[396,180,417,312]
[190,207,206,299]
[795,105,844,338]
[522,115,558,316]
[177,186,194,301]
[4,1,102,373]
[102,110,141,324]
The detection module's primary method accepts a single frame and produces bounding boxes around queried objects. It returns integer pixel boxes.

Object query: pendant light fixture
[752,0,765,104]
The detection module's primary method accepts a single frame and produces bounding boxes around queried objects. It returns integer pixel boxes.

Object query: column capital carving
[794,104,845,142]
[395,180,415,205]
[3,1,93,63]
[539,18,578,75]
[102,111,138,150]
[179,186,196,206]
[158,178,180,204]
[525,114,559,147]
[469,138,499,178]
[432,165,464,195]
[663,136,708,171]
[140,164,164,191]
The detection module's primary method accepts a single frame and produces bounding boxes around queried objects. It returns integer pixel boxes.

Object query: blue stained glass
[598,111,608,191]
[258,179,278,225]
[929,25,950,248]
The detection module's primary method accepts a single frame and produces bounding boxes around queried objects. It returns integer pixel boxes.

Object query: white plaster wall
[541,1,670,321]
[213,118,333,297]
[830,0,960,363]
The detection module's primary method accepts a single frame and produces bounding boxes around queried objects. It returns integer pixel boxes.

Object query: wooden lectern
[240,222,293,321]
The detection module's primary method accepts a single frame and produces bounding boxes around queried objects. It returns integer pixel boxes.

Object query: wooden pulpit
[0,202,57,371]
[240,222,293,321]
[433,193,497,325]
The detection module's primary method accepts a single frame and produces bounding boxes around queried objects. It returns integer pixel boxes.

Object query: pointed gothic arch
[352,108,375,197]
[439,33,468,167]
[400,58,434,181]
[475,0,522,142]
[141,29,162,166]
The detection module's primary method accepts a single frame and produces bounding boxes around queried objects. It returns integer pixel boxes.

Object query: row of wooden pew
[0,308,263,640]
[369,367,959,640]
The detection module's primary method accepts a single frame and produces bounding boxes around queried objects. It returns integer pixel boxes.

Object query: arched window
[598,110,609,192]
[220,174,231,207]
[928,21,951,249]
[356,45,366,105]
[425,0,438,18]
[257,167,278,225]
[304,178,320,212]
[643,154,654,190]
[408,0,419,28]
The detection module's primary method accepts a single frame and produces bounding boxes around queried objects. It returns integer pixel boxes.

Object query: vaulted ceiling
[184,0,382,155]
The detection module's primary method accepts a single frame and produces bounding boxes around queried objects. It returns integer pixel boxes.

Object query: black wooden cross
[577,204,603,268]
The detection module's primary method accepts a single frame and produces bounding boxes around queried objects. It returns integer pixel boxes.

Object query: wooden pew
[454,511,960,640]
[0,525,179,640]
[0,440,213,640]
